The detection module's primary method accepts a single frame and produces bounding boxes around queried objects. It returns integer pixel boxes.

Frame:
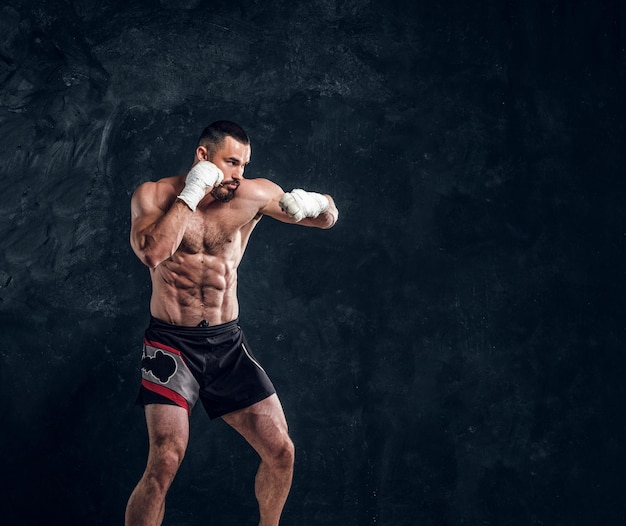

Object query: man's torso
[149,176,265,326]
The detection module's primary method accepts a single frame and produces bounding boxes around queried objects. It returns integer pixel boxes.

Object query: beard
[211,180,239,202]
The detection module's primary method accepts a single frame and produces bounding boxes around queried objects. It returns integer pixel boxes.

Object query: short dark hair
[197,120,250,157]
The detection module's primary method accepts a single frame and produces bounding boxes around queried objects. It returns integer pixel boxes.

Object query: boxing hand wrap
[177,161,224,211]
[279,189,329,222]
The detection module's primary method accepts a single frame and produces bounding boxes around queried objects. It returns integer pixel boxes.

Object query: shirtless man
[125,121,338,526]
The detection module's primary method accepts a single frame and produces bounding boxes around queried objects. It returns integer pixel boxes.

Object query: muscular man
[125,121,338,526]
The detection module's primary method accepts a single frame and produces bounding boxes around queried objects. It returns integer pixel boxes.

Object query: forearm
[134,199,192,268]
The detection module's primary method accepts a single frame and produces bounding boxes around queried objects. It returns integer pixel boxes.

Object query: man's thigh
[221,394,290,456]
[144,404,190,456]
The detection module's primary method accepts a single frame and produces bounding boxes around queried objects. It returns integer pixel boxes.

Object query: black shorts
[137,317,276,419]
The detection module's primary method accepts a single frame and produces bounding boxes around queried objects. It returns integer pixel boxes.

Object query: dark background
[0,0,624,524]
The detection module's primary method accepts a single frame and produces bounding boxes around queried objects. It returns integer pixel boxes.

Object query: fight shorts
[137,317,276,419]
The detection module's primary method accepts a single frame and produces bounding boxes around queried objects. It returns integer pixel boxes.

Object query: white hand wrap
[177,161,224,211]
[279,188,329,222]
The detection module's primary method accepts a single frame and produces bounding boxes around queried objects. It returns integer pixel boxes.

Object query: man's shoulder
[132,175,183,211]
[242,176,273,187]
[148,174,184,189]
[240,177,282,199]
[134,175,182,197]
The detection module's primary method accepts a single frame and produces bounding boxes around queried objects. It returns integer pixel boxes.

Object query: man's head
[195,121,251,202]
[197,120,250,159]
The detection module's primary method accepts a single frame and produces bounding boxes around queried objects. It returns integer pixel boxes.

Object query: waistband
[149,316,240,337]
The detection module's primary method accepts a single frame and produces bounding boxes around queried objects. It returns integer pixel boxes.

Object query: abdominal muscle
[149,250,241,327]
[145,183,263,327]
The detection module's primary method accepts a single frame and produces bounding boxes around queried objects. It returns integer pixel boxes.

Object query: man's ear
[195,145,209,161]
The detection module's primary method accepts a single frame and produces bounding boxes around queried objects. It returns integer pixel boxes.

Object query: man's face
[207,136,251,202]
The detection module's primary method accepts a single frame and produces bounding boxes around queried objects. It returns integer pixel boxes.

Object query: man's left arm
[257,180,338,229]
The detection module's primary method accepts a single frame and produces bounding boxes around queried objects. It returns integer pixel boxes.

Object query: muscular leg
[222,394,295,526]
[125,404,189,526]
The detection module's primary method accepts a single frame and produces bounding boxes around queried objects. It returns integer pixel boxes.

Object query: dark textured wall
[0,0,624,524]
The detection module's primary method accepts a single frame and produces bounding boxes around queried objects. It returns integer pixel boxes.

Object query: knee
[267,435,295,470]
[145,445,186,491]
[158,445,186,473]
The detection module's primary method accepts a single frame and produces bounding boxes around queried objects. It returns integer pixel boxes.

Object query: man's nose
[232,167,245,180]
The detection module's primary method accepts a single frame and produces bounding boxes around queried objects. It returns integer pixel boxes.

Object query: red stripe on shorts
[141,378,190,414]
[143,338,183,356]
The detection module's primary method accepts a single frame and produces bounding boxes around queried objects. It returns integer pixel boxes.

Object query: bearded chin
[211,186,236,202]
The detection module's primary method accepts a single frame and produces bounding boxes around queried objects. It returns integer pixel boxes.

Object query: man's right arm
[130,182,193,269]
[130,161,224,269]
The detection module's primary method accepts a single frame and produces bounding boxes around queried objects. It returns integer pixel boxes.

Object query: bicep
[129,184,166,250]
